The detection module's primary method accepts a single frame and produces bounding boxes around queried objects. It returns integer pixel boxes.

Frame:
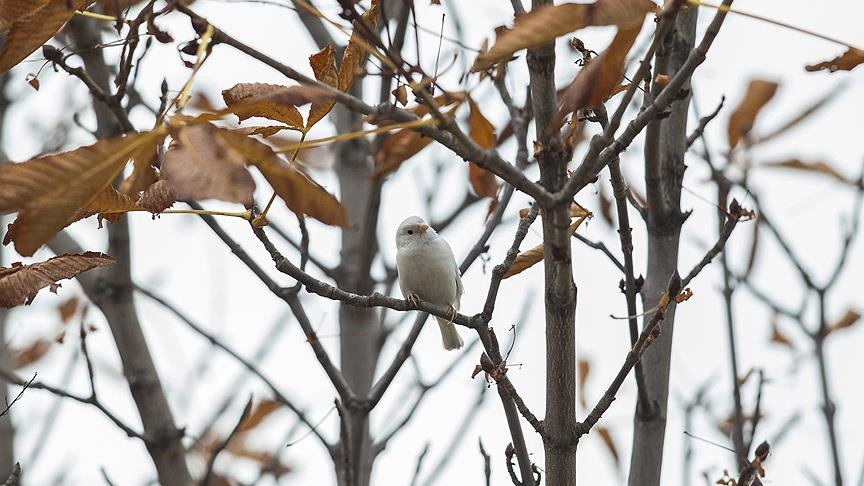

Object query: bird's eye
[407,230,414,235]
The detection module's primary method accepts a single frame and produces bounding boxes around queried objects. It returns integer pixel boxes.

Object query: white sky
[2,0,864,485]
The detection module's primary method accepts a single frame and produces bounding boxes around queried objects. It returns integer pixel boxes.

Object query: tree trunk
[527,1,578,483]
[628,8,698,486]
[0,72,16,480]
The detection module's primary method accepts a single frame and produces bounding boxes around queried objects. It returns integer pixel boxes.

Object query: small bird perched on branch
[395,216,464,350]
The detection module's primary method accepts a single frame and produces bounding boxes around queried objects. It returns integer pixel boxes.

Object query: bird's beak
[418,224,429,234]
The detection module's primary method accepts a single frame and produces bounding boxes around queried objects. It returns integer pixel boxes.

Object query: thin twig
[201,396,254,485]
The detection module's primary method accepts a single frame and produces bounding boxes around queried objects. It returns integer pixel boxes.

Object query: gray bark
[628,7,699,486]
[527,1,578,483]
[0,72,16,480]
[55,18,193,485]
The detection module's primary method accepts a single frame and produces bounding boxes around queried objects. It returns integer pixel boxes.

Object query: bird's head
[396,216,434,250]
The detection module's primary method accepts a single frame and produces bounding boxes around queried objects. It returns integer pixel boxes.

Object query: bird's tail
[436,317,464,350]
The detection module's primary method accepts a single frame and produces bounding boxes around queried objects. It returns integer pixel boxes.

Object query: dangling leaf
[0,0,93,73]
[727,79,778,148]
[162,124,257,206]
[136,180,176,213]
[505,215,588,278]
[0,252,115,308]
[760,159,853,186]
[824,309,861,336]
[222,83,330,130]
[553,25,642,131]
[467,98,498,198]
[805,47,864,73]
[0,130,165,255]
[71,185,145,223]
[338,0,380,92]
[373,128,435,179]
[217,130,348,227]
[307,45,339,130]
[471,0,656,71]
[236,399,282,435]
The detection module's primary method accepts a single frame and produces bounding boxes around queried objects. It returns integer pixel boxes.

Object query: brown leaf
[307,45,338,130]
[118,145,159,195]
[222,83,329,129]
[825,309,861,335]
[11,339,52,368]
[162,124,256,206]
[504,216,587,278]
[373,129,434,179]
[727,80,778,148]
[392,85,408,106]
[237,399,281,435]
[554,25,642,131]
[0,252,115,308]
[805,47,864,73]
[338,0,380,92]
[70,185,144,224]
[0,1,92,73]
[0,130,165,256]
[761,159,852,186]
[218,130,348,226]
[578,358,590,409]
[58,296,79,323]
[136,180,176,213]
[467,98,498,198]
[769,313,793,349]
[471,0,656,71]
[595,426,620,466]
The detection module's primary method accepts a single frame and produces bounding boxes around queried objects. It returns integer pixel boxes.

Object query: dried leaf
[307,45,338,130]
[805,47,864,73]
[392,85,408,106]
[504,216,587,278]
[70,185,144,223]
[471,0,656,71]
[467,98,498,198]
[162,124,256,206]
[338,0,380,92]
[737,368,754,385]
[222,83,329,129]
[761,159,852,186]
[554,25,642,131]
[596,426,620,466]
[0,252,115,308]
[825,309,861,335]
[769,313,793,349]
[373,128,434,179]
[58,296,79,323]
[237,399,281,435]
[118,144,159,195]
[11,339,52,368]
[578,358,590,409]
[0,130,165,256]
[0,1,92,73]
[727,80,778,148]
[218,130,348,226]
[136,180,176,213]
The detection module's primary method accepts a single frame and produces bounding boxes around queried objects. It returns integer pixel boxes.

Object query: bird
[395,216,464,350]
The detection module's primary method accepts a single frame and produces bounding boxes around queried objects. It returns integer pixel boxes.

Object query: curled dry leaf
[373,129,434,180]
[0,0,93,73]
[392,85,408,106]
[504,214,588,278]
[467,98,498,198]
[222,83,331,130]
[162,124,257,206]
[471,0,656,71]
[553,25,642,131]
[338,0,380,92]
[136,180,176,213]
[0,130,165,256]
[307,45,339,131]
[727,79,778,148]
[70,186,145,225]
[760,159,853,186]
[0,252,115,308]
[805,47,864,73]
[217,129,348,227]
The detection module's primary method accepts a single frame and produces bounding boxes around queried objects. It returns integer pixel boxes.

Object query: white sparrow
[395,216,464,350]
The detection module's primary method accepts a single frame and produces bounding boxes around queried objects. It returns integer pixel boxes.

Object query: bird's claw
[406,292,421,309]
[446,304,458,323]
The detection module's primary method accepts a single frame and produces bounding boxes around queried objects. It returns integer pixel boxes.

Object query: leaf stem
[100,208,252,220]
[688,0,864,50]
[74,10,130,24]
